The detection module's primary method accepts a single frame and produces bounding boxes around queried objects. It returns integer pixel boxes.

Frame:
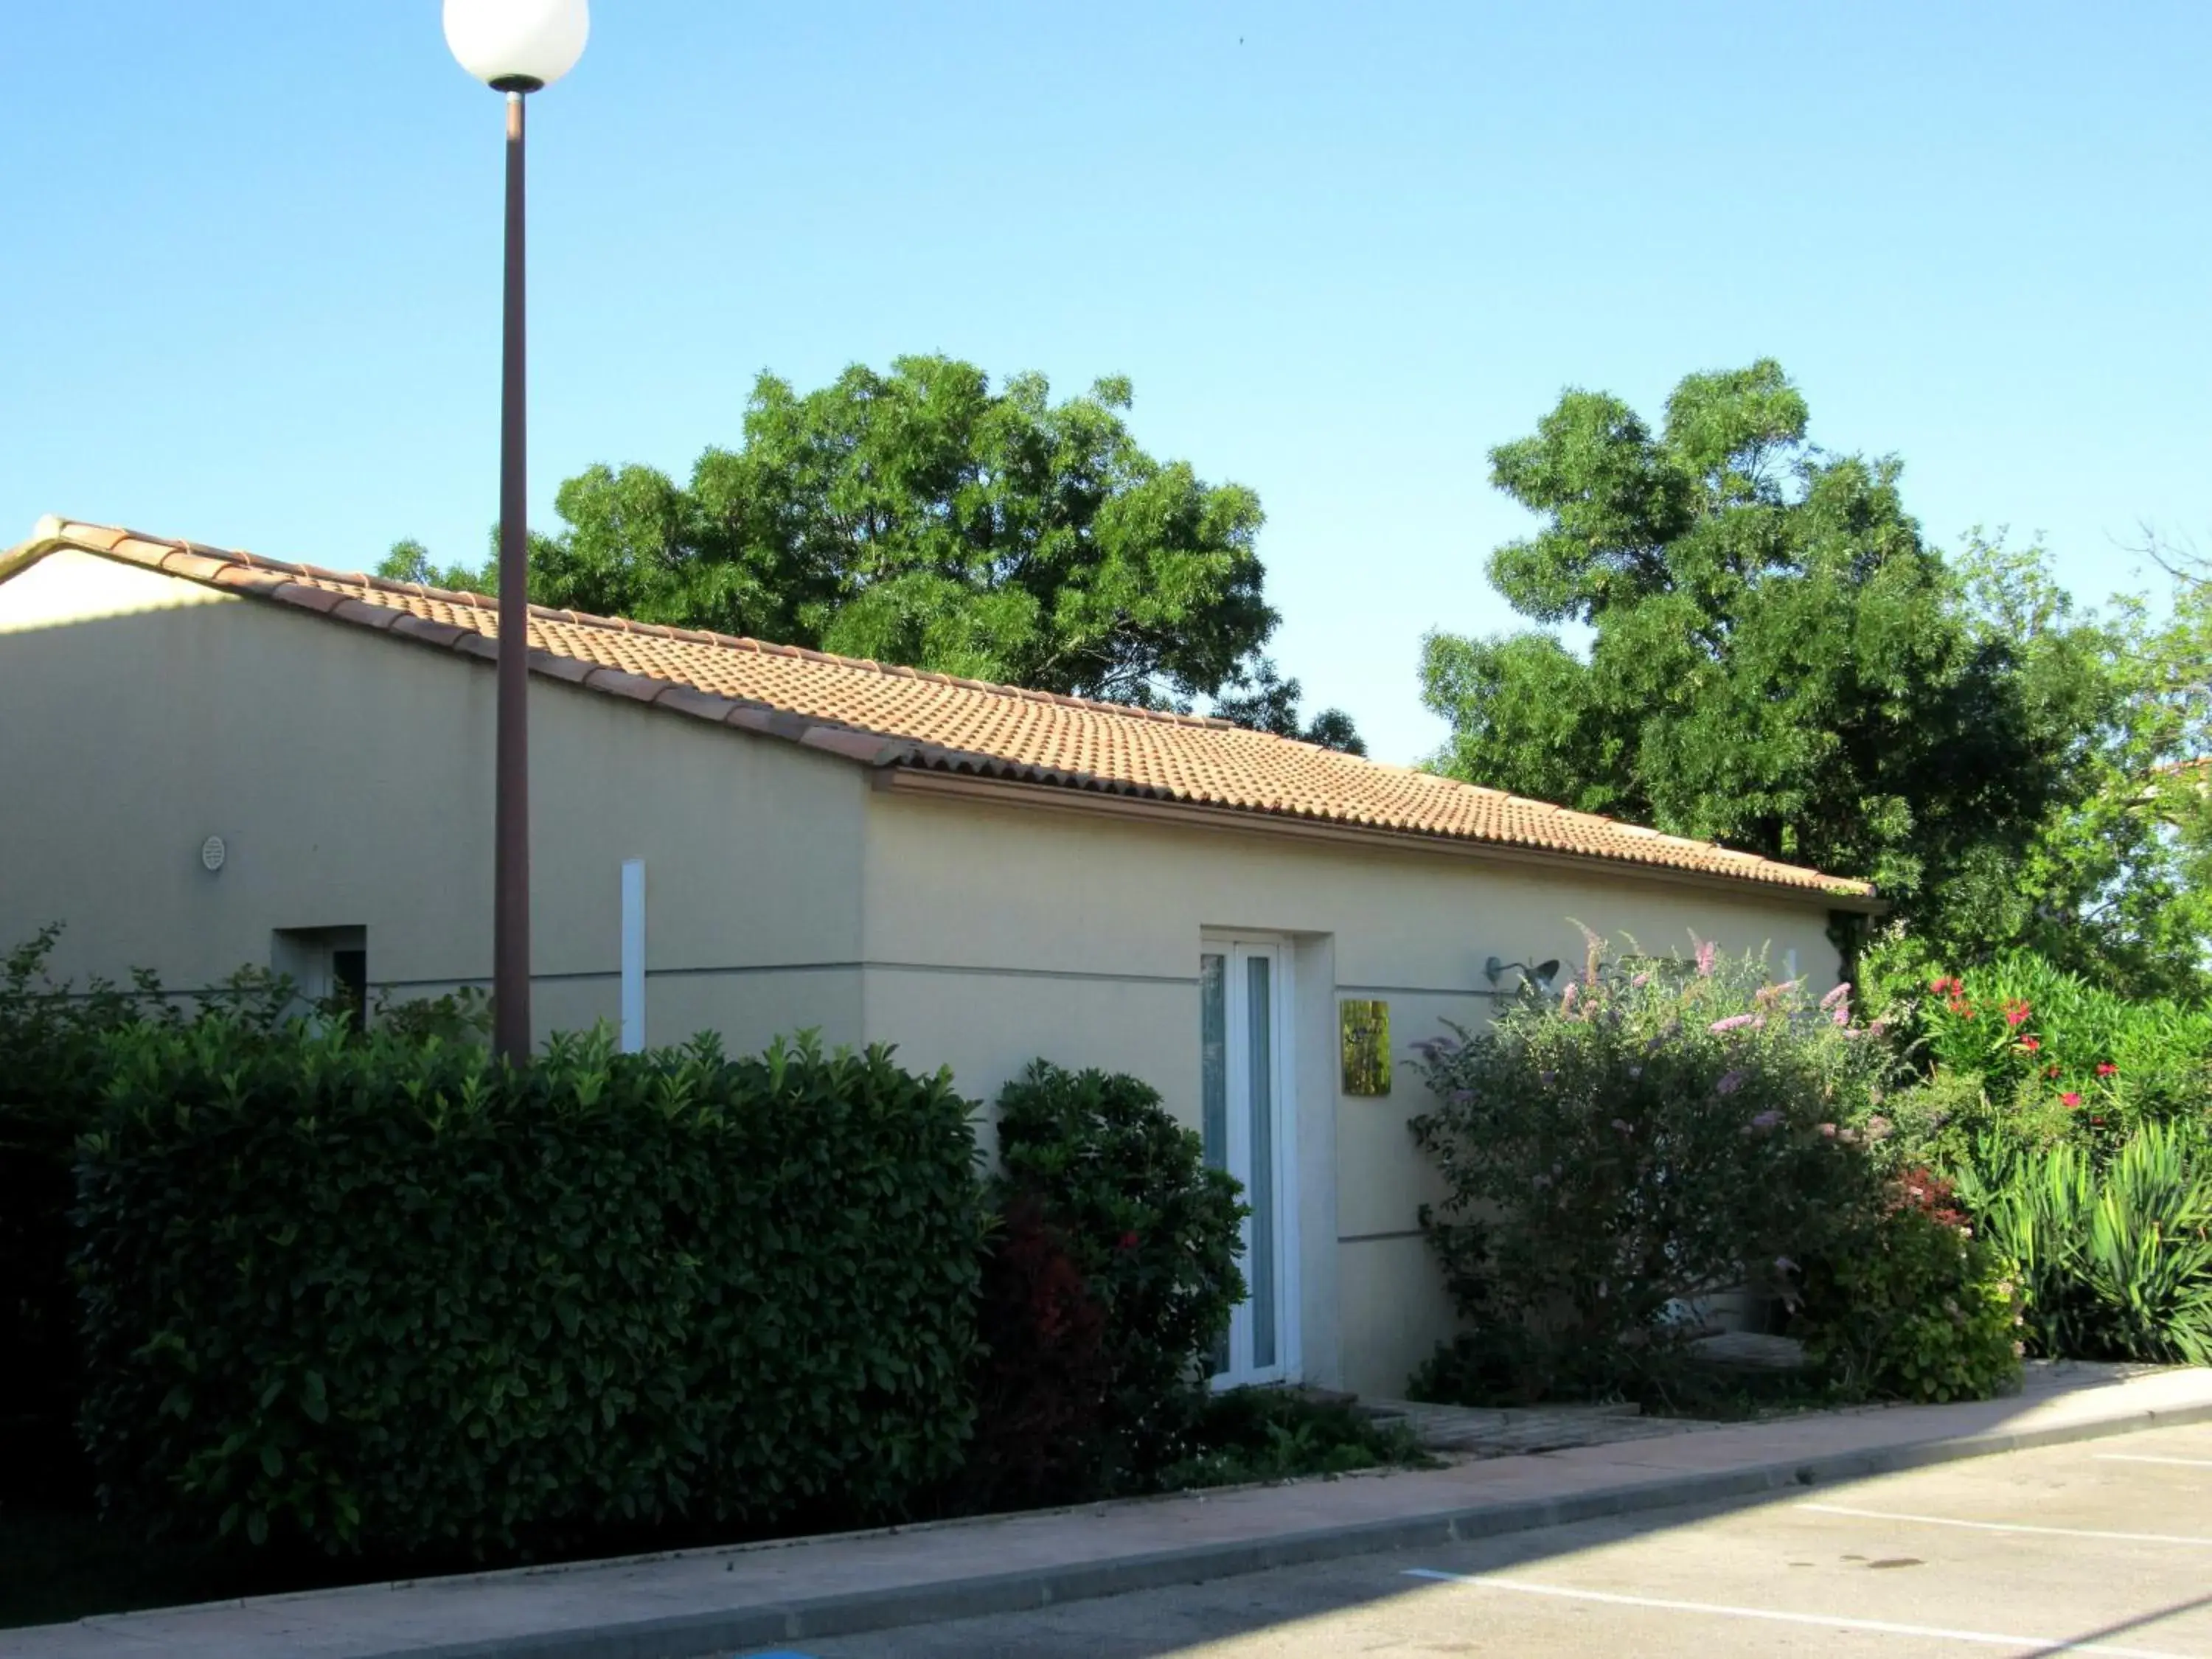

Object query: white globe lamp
[444,0,590,92]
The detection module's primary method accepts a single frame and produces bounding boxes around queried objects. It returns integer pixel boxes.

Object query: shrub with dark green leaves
[0,931,294,1502]
[1408,942,1893,1404]
[0,928,148,1500]
[76,1020,986,1557]
[990,1061,1247,1480]
[1795,1169,2023,1402]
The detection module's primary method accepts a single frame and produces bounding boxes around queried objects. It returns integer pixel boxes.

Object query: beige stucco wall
[858,782,1847,1398]
[2,546,1854,1405]
[0,550,869,1051]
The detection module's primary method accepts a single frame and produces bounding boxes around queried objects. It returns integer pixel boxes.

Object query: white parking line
[2098,1454,2212,1470]
[1401,1569,2197,1657]
[1800,1503,2212,1547]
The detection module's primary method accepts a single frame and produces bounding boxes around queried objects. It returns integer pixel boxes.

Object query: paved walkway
[7,1363,2209,1659]
[801,1418,2212,1657]
[1361,1395,1708,1455]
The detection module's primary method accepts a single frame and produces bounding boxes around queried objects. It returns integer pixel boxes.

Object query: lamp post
[443,0,589,1063]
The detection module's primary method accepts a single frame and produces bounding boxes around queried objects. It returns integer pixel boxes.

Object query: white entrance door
[1200,937,1297,1386]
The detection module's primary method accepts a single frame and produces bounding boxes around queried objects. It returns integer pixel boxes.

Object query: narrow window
[1201,938,1292,1386]
[1245,951,1276,1372]
[1200,953,1228,1170]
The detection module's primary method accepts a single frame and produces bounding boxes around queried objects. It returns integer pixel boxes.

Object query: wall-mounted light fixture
[1484,955,1561,991]
[200,835,227,873]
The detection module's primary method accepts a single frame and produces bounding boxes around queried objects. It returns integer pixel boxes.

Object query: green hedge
[0,930,186,1502]
[75,1018,985,1557]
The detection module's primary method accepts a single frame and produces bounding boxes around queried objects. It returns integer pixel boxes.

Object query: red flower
[2097,1062,2118,1077]
[1888,1166,1969,1228]
[2003,999,2032,1028]
[2046,1064,2062,1079]
[1116,1231,1139,1251]
[2018,1036,2041,1053]
[2062,1092,2083,1108]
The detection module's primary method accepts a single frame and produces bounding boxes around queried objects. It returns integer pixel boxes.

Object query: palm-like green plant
[1961,1124,2212,1365]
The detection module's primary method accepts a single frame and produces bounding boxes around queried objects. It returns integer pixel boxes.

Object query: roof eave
[0,515,76,585]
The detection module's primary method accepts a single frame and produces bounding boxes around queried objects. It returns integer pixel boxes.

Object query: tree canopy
[1944,540,2208,992]
[383,355,1360,749]
[1421,360,2205,987]
[1210,657,1368,754]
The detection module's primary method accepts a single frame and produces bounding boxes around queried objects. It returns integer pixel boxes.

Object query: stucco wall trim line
[1336,984,1508,1001]
[372,963,868,992]
[376,961,1200,992]
[861,960,1201,988]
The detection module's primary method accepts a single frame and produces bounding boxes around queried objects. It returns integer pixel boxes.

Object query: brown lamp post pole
[491,85,532,1063]
[444,0,590,1064]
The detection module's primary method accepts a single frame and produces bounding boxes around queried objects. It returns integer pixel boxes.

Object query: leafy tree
[1209,656,1366,754]
[1940,539,2211,994]
[2140,538,2212,895]
[1420,361,2104,962]
[375,537,494,594]
[538,356,1284,706]
[384,358,1356,739]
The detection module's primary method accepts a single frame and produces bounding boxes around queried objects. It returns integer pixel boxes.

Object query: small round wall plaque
[201,835,227,873]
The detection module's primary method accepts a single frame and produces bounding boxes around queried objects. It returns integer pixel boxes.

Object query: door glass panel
[1200,954,1228,1172]
[1245,952,1276,1371]
[1200,952,1229,1377]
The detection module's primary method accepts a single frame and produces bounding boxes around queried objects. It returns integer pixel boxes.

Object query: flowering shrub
[1856,951,2212,1365]
[1406,943,1893,1403]
[989,1062,1247,1481]
[1795,1169,2024,1402]
[1873,950,2211,1160]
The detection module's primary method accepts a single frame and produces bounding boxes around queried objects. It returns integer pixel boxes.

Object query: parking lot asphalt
[785,1421,2212,1658]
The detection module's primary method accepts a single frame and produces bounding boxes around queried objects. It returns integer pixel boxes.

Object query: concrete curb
[340,1394,2212,1659]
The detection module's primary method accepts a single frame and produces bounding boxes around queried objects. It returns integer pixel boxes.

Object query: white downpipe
[619,858,646,1053]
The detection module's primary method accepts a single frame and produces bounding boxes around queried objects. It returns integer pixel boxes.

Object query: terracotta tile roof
[7,518,1876,903]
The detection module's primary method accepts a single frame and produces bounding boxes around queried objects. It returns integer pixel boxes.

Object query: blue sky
[4,2,2206,762]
